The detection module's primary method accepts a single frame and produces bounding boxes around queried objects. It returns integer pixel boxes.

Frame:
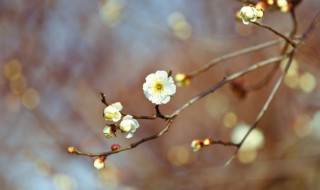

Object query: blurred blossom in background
[0,0,320,189]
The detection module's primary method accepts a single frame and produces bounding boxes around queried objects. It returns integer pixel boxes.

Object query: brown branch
[100,92,157,120]
[228,10,320,164]
[71,10,320,166]
[251,21,297,47]
[187,39,284,78]
[237,49,295,152]
[210,140,239,147]
[246,9,299,91]
[170,55,287,117]
[72,117,176,157]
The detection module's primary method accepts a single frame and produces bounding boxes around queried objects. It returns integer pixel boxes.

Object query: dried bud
[203,138,213,146]
[67,146,76,154]
[111,144,121,151]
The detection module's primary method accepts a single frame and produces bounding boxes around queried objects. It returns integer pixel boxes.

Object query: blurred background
[1,0,320,189]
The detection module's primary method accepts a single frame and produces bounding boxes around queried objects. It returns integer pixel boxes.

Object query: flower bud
[240,5,262,25]
[67,146,76,154]
[175,73,191,87]
[203,138,213,146]
[255,1,267,10]
[104,102,123,122]
[103,125,117,138]
[191,139,203,152]
[111,144,121,151]
[93,156,106,170]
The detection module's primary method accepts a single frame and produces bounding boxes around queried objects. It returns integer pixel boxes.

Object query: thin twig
[229,10,320,164]
[73,117,176,157]
[72,11,320,164]
[100,92,157,120]
[246,10,298,91]
[251,21,296,47]
[155,105,169,120]
[187,39,284,78]
[210,140,239,147]
[170,55,287,117]
[238,50,295,151]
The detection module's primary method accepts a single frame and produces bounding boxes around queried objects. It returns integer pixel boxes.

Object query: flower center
[154,82,164,92]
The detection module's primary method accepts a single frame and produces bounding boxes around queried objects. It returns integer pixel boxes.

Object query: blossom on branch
[240,5,263,25]
[93,157,106,170]
[103,102,123,122]
[119,115,139,138]
[191,139,203,152]
[143,70,176,105]
[277,0,291,12]
[103,125,116,138]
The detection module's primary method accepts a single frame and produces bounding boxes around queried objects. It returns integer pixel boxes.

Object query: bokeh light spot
[100,0,123,27]
[238,149,257,164]
[293,113,311,137]
[10,74,27,95]
[223,112,238,128]
[167,145,194,166]
[22,88,40,109]
[299,72,316,93]
[52,174,76,190]
[4,59,22,80]
[168,12,192,40]
[4,92,21,112]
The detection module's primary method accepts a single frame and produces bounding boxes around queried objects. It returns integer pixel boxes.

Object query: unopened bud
[111,144,121,151]
[255,1,267,10]
[203,138,213,146]
[257,9,264,19]
[67,146,76,154]
[175,73,191,87]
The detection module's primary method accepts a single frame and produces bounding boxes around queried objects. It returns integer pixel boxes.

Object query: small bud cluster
[237,0,300,24]
[191,138,213,152]
[276,0,291,12]
[265,0,293,12]
[239,5,264,25]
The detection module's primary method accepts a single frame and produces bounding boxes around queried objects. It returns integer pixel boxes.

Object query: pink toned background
[1,0,320,189]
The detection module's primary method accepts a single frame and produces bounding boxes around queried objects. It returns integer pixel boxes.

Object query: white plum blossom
[191,139,202,152]
[93,157,105,169]
[240,5,259,25]
[104,102,123,122]
[143,70,176,105]
[119,115,139,138]
[103,125,116,138]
